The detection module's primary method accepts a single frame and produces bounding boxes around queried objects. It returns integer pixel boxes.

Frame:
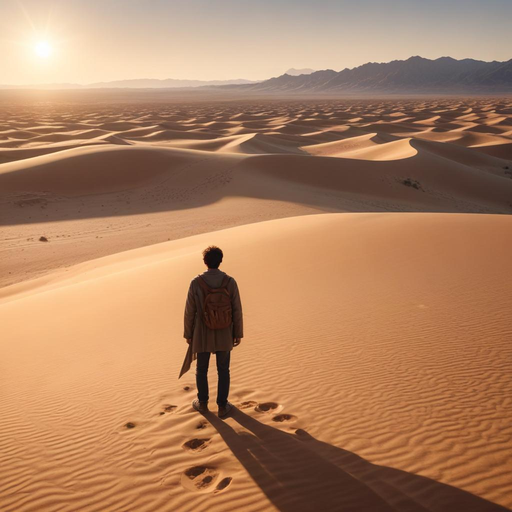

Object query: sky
[0,0,511,85]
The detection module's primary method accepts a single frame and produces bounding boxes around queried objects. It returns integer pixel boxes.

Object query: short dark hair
[203,245,223,269]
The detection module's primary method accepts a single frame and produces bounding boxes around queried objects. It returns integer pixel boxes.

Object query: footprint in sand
[181,466,219,492]
[158,404,178,416]
[272,413,297,422]
[179,399,297,496]
[253,401,298,425]
[238,400,258,409]
[254,402,282,414]
[214,477,233,494]
[182,438,211,452]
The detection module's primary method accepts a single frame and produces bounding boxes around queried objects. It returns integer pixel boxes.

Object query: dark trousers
[196,351,231,406]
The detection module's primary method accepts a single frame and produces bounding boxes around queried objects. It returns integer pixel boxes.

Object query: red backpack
[196,275,232,329]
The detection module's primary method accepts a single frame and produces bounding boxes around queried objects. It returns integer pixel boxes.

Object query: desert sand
[1,96,512,511]
[1,97,512,289]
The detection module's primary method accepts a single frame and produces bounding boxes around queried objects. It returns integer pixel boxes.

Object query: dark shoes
[192,399,208,413]
[192,399,233,418]
[218,402,233,419]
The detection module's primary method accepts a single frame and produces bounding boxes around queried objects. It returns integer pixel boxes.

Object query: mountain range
[230,56,512,95]
[1,57,510,94]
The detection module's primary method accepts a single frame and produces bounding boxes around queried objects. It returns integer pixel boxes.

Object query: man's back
[182,245,243,419]
[184,267,243,354]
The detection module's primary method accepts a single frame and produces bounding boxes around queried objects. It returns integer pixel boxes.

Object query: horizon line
[2,54,511,89]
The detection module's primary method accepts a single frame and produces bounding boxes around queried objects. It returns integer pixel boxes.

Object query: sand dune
[1,94,511,511]
[303,136,416,160]
[1,213,511,511]
[124,128,219,141]
[1,98,512,290]
[157,133,307,155]
[219,133,307,155]
[301,132,381,156]
[473,142,512,160]
[412,138,510,173]
[1,146,511,291]
[0,145,221,195]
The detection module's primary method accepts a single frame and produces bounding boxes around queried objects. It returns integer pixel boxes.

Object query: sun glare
[35,41,52,58]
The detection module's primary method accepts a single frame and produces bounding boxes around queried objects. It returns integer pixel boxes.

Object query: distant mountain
[87,78,255,89]
[285,68,316,76]
[232,57,512,95]
[0,78,255,90]
[2,57,510,93]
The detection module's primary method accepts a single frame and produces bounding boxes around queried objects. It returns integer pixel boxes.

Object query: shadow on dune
[203,408,510,512]
[2,147,512,226]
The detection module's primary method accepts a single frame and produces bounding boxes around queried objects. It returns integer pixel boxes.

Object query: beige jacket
[183,268,243,354]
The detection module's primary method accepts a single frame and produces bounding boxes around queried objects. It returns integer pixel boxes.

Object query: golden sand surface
[1,97,511,511]
[1,97,511,289]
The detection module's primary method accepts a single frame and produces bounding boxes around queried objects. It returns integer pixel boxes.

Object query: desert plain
[1,95,512,511]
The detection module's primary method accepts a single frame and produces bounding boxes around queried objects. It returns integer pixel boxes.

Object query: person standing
[183,245,243,418]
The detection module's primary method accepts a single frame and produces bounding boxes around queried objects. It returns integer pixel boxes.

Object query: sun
[35,41,52,58]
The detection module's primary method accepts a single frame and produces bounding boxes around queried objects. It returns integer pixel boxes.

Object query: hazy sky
[1,0,510,85]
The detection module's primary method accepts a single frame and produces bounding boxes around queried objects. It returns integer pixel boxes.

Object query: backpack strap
[196,275,213,294]
[196,275,231,295]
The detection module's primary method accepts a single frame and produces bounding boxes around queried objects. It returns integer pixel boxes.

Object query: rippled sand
[1,96,511,511]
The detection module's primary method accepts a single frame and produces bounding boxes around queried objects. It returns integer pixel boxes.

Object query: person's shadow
[201,407,510,512]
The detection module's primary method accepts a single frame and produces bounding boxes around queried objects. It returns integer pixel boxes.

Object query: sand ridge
[1,213,511,511]
[1,98,512,289]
